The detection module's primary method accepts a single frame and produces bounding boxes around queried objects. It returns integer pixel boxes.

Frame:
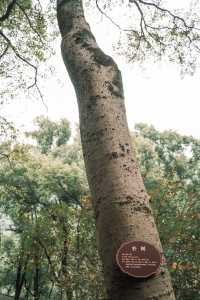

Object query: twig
[132,0,172,31]
[37,238,60,284]
[95,0,138,35]
[135,0,200,31]
[16,2,45,46]
[0,29,45,102]
[0,30,37,77]
[0,44,9,59]
[0,0,17,23]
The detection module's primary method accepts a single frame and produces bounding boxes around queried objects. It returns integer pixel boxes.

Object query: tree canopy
[0,120,200,299]
[1,0,200,99]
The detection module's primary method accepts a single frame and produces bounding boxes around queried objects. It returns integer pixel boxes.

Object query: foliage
[0,117,17,143]
[1,121,199,299]
[0,0,55,99]
[133,123,200,300]
[95,0,200,74]
[1,0,200,101]
[26,116,71,153]
[0,118,105,299]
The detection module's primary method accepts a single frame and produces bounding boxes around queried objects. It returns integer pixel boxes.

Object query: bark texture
[14,255,27,300]
[57,1,176,299]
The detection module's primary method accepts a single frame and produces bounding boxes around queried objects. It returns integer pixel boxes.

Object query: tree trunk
[61,240,73,300]
[14,261,23,300]
[33,266,40,300]
[57,1,176,299]
[14,257,26,300]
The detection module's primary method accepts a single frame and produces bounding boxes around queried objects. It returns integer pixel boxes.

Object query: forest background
[0,0,200,299]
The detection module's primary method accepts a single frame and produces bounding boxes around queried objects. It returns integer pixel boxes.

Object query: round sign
[116,240,161,278]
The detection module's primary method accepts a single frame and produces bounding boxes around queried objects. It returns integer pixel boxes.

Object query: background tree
[133,124,200,300]
[26,116,71,153]
[1,122,199,299]
[0,119,105,299]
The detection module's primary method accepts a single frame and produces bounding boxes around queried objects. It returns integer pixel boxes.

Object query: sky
[1,0,200,138]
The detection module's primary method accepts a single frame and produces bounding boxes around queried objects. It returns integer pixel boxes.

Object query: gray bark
[57,1,176,299]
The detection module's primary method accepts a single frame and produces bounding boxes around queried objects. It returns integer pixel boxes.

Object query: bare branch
[132,0,146,37]
[0,44,9,60]
[95,0,122,30]
[95,0,138,35]
[0,0,17,23]
[132,0,200,31]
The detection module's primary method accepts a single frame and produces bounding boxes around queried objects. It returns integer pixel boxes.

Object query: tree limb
[0,29,45,102]
[0,0,17,23]
[0,44,9,59]
[37,238,60,284]
[15,2,45,46]
[132,0,200,31]
[0,30,37,78]
[95,0,138,35]
[132,0,167,51]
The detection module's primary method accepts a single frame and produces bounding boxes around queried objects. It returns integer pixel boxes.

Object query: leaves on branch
[0,0,54,100]
[95,0,200,74]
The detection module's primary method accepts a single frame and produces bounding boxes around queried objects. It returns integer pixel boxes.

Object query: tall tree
[56,1,176,299]
[26,116,71,153]
[0,137,90,299]
[1,0,200,299]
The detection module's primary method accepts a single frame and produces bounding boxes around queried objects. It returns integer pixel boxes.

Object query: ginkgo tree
[1,1,200,299]
[56,1,200,299]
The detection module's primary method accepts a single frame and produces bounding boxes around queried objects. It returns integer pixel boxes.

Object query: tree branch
[132,0,167,50]
[132,0,200,31]
[0,44,9,60]
[0,0,17,23]
[132,0,172,31]
[0,30,37,77]
[0,29,45,102]
[95,0,138,35]
[37,238,60,284]
[15,2,45,46]
[0,151,14,169]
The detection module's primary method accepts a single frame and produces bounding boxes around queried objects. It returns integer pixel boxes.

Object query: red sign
[116,241,161,278]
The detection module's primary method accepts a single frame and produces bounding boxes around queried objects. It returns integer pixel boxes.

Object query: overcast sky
[1,0,199,138]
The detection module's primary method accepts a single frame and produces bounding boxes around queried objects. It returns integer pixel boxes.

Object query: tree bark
[33,265,40,300]
[14,256,27,300]
[14,261,23,300]
[61,240,73,300]
[57,1,176,299]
